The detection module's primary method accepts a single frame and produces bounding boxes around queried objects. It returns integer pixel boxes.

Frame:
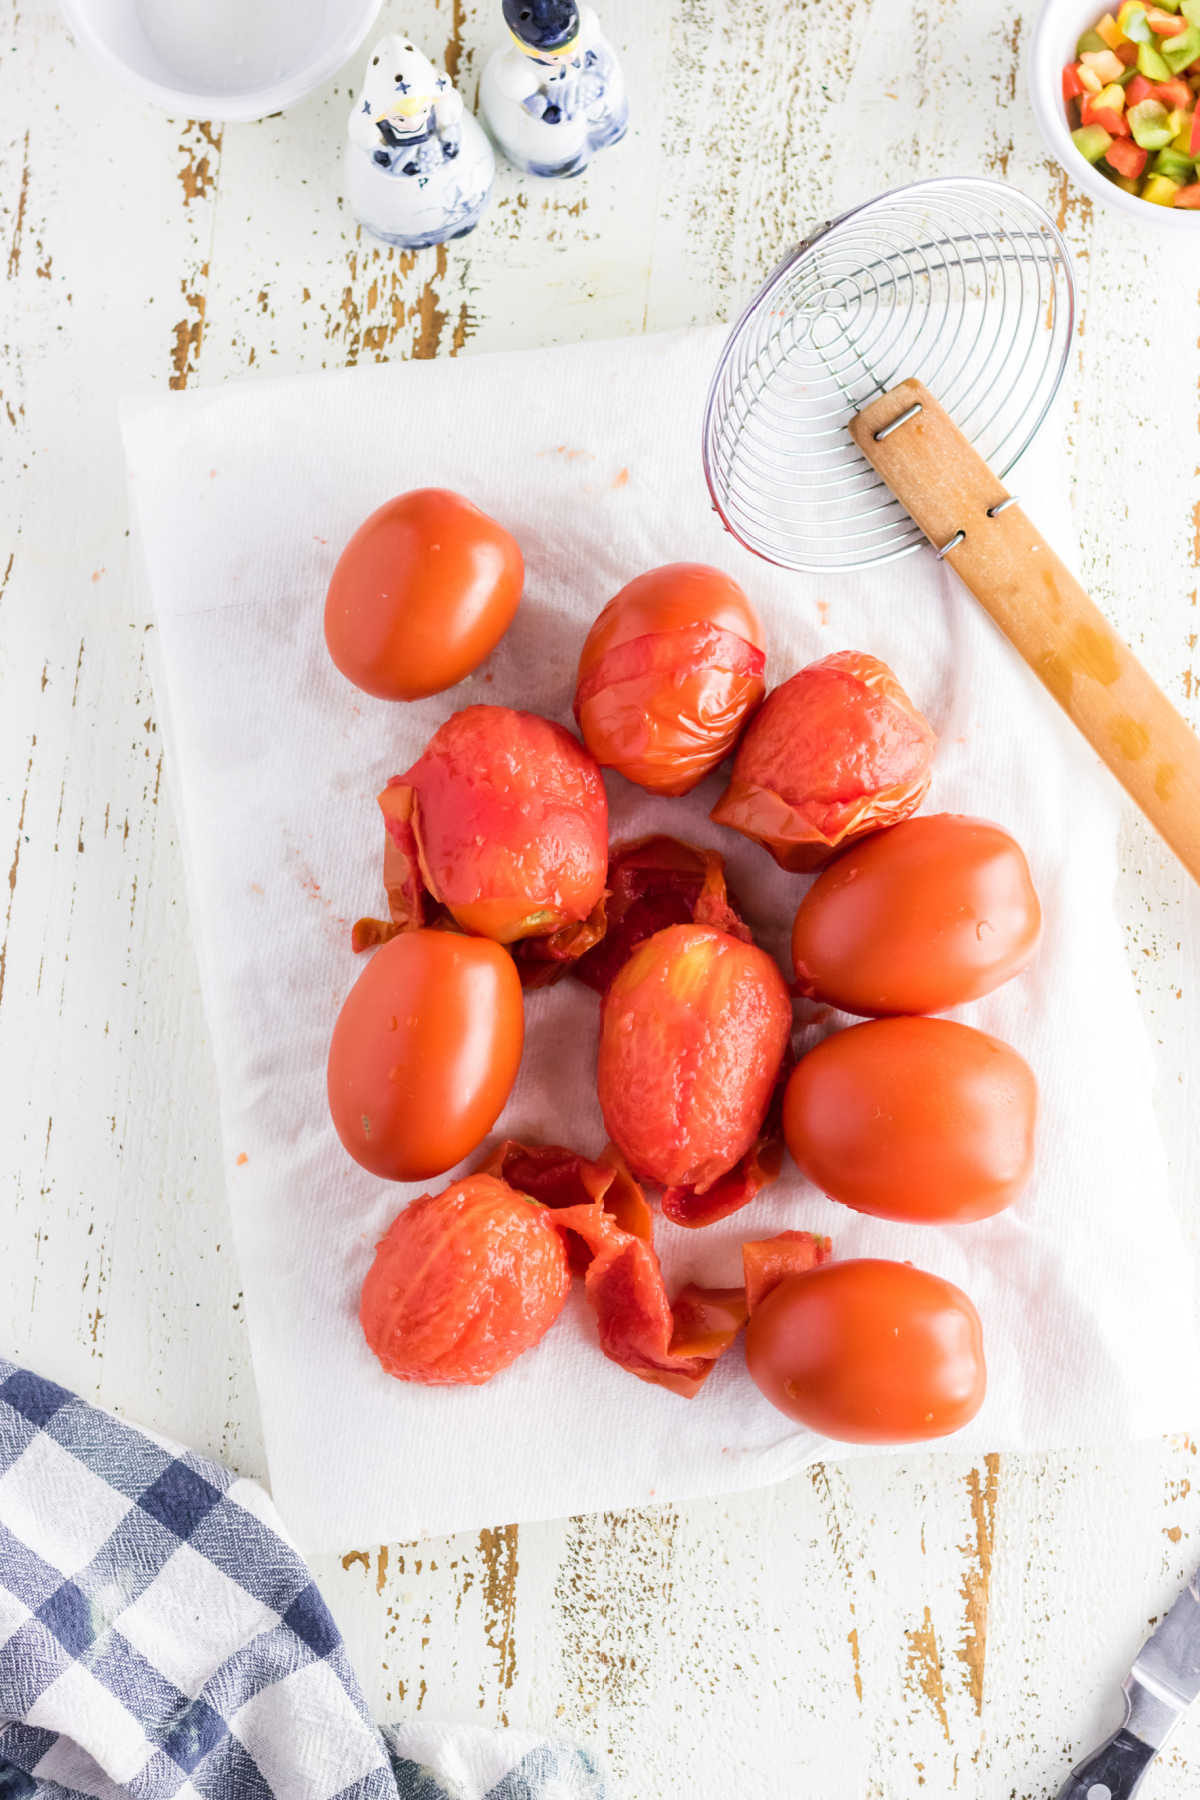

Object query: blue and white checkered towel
[0,1360,605,1799]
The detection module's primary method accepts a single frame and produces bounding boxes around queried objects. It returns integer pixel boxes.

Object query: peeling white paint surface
[2,1,1200,1794]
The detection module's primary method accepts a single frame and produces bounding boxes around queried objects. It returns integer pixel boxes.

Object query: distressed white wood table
[3,2,1200,1793]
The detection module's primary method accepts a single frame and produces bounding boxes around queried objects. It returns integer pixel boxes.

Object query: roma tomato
[360,1175,571,1385]
[391,705,608,943]
[324,488,523,701]
[711,651,935,871]
[745,1259,986,1443]
[791,814,1041,1017]
[783,1018,1037,1223]
[574,564,766,795]
[327,929,524,1180]
[597,923,792,1193]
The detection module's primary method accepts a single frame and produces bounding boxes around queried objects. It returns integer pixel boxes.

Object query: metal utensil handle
[1056,1727,1157,1799]
[850,379,1200,888]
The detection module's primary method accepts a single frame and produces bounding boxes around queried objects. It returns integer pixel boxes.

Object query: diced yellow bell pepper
[1167,105,1189,132]
[1118,0,1151,37]
[1110,172,1142,189]
[1079,62,1104,90]
[1096,80,1128,108]
[1142,171,1182,199]
[1097,9,1128,43]
[1172,113,1195,148]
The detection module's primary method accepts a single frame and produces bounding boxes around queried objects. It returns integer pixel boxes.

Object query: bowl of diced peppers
[1032,0,1200,217]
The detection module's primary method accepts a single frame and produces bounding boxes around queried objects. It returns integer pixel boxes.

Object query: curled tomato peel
[478,1139,744,1397]
[574,835,749,995]
[742,1230,833,1316]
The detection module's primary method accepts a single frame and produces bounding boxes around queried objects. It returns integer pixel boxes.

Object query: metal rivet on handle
[873,402,923,442]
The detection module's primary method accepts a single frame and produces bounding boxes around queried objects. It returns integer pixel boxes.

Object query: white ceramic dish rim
[1028,0,1199,231]
[58,0,382,122]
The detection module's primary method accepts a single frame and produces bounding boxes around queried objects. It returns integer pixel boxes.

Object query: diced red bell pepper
[1155,76,1193,104]
[1147,5,1188,32]
[1082,95,1134,130]
[1116,40,1140,63]
[1126,71,1157,102]
[1105,134,1150,174]
[1175,180,1200,203]
[1063,60,1087,99]
[1191,104,1200,150]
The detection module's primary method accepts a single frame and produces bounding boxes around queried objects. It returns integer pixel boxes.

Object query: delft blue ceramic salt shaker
[346,35,495,248]
[479,0,628,178]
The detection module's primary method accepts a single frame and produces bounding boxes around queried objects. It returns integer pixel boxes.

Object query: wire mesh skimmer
[702,174,1200,883]
[703,176,1073,573]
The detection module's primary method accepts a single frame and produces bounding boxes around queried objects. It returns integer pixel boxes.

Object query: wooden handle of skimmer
[850,377,1200,886]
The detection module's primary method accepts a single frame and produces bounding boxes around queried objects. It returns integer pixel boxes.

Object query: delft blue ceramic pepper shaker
[480,0,628,178]
[346,35,495,248]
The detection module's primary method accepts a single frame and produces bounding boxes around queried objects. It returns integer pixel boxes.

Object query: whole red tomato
[745,1259,986,1443]
[324,488,523,701]
[597,922,792,1193]
[574,564,766,795]
[783,1018,1037,1223]
[712,650,935,870]
[393,705,608,943]
[791,814,1041,1016]
[360,1175,571,1385]
[327,929,524,1180]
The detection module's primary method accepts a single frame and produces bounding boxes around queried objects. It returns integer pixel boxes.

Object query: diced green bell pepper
[1152,145,1197,178]
[1137,39,1172,77]
[1077,27,1109,52]
[1161,22,1200,69]
[1157,0,1182,11]
[1072,123,1115,162]
[1129,96,1175,145]
[1181,0,1200,26]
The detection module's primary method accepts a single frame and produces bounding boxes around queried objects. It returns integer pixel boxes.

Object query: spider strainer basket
[702,175,1075,574]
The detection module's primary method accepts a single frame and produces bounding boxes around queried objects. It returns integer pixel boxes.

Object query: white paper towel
[121,326,1200,1554]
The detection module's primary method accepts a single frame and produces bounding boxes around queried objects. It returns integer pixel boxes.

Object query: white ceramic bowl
[59,0,381,122]
[1029,0,1199,232]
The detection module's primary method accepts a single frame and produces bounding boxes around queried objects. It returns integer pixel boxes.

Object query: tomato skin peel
[477,1141,748,1397]
[597,923,793,1216]
[574,563,766,796]
[711,651,936,872]
[572,834,750,996]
